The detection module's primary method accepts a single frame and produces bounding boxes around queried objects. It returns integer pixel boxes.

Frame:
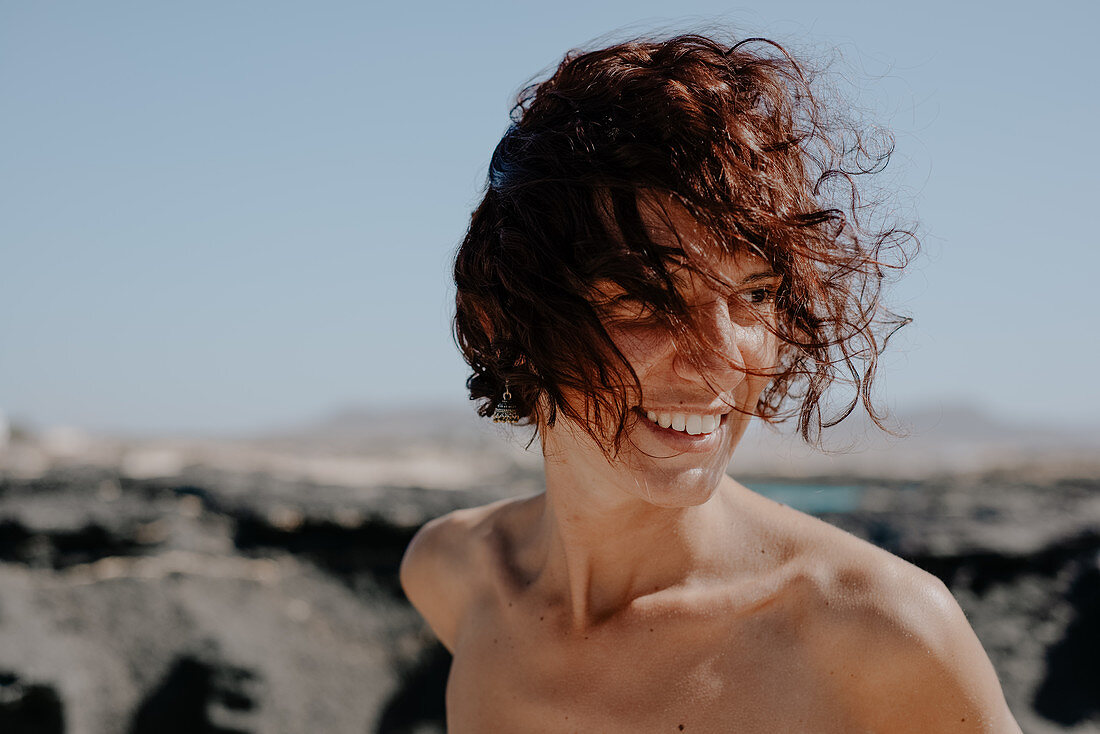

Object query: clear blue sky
[2,1,1097,436]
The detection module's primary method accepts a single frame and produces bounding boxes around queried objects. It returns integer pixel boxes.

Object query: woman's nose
[672,300,748,383]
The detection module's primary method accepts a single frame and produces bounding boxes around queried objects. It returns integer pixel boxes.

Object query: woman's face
[541,204,782,508]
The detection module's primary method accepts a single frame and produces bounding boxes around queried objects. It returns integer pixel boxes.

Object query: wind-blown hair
[453,32,915,452]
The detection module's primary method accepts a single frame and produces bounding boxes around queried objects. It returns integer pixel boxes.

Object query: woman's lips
[643,409,721,435]
[632,407,727,452]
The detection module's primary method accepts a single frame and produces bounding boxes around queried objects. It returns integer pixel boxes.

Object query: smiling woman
[401,31,1022,733]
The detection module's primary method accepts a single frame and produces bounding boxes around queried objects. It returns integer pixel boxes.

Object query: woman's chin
[620,465,727,508]
[611,415,743,502]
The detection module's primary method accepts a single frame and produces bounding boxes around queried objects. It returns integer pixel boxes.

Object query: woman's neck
[530,456,732,630]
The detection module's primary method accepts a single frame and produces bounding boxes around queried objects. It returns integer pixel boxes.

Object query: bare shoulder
[737,486,940,609]
[398,494,533,651]
[762,500,1022,733]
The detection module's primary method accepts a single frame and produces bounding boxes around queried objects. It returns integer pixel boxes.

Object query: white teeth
[643,409,722,436]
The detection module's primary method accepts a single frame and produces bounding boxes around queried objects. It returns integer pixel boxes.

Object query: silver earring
[492,382,520,424]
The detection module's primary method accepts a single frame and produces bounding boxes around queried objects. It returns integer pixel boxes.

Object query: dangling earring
[492,381,520,424]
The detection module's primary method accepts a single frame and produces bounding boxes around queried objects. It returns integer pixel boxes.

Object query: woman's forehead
[588,189,777,303]
[635,193,773,280]
[672,255,778,298]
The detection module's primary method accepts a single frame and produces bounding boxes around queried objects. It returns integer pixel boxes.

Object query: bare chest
[445,597,857,734]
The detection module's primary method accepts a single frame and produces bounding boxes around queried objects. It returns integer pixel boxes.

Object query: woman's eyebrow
[740,270,780,284]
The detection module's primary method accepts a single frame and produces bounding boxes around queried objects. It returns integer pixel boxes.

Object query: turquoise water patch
[743,482,864,514]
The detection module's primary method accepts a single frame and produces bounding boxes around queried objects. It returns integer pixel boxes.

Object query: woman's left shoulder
[741,486,942,613]
[744,498,1023,731]
[798,530,1023,733]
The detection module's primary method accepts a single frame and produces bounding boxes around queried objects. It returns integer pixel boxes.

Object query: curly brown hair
[453,32,915,453]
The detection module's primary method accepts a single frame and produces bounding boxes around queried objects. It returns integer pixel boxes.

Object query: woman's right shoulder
[398,495,534,650]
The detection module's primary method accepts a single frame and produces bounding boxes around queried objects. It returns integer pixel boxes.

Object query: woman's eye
[608,298,657,321]
[753,288,775,303]
[741,287,777,305]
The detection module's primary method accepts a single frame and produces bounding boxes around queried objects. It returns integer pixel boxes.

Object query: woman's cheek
[609,324,671,365]
[743,324,781,374]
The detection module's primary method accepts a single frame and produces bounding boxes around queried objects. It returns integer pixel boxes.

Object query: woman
[401,33,1021,733]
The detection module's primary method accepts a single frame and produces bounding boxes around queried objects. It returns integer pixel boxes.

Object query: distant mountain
[246,400,1099,458]
[241,402,511,456]
[766,402,1095,448]
[5,400,1096,483]
[732,401,1100,478]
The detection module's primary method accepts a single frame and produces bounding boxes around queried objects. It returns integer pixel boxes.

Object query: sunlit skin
[400,204,1023,733]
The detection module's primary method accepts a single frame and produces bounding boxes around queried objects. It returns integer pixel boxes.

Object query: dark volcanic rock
[0,467,487,733]
[234,513,418,599]
[1034,555,1100,726]
[375,642,451,734]
[129,645,264,734]
[0,465,1096,733]
[0,671,65,734]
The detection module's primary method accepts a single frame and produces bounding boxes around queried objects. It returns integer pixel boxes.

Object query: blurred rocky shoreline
[0,407,1097,733]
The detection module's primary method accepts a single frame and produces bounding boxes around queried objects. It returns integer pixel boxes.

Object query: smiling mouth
[637,408,725,436]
